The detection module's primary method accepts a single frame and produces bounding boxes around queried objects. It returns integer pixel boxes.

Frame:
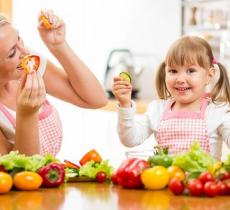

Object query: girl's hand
[112,77,132,108]
[17,71,46,115]
[37,9,66,49]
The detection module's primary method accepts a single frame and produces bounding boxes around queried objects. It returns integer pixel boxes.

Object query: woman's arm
[38,10,108,108]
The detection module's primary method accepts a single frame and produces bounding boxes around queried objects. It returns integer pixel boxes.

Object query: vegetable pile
[0,151,65,193]
[111,142,230,197]
[64,149,113,183]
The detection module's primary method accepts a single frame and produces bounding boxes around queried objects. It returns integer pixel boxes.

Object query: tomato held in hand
[168,178,185,195]
[187,179,203,196]
[79,149,102,166]
[96,171,107,183]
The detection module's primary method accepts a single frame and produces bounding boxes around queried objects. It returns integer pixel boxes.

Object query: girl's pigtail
[212,62,230,104]
[155,62,169,99]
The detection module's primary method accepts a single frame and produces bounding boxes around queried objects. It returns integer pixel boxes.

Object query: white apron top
[0,100,63,156]
[156,98,210,154]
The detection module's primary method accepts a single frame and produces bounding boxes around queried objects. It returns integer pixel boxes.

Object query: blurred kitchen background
[0,0,230,166]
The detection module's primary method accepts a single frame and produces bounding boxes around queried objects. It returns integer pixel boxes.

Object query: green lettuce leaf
[172,142,216,174]
[0,151,58,172]
[79,160,113,179]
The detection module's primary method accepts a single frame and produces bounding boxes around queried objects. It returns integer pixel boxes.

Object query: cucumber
[119,72,131,83]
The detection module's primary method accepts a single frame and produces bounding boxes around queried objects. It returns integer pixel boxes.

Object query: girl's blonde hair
[156,35,230,104]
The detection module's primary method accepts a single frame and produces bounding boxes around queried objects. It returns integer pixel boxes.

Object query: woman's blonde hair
[156,35,230,104]
[0,13,10,27]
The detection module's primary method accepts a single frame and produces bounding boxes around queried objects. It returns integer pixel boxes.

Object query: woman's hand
[112,76,132,108]
[16,71,46,116]
[37,9,66,50]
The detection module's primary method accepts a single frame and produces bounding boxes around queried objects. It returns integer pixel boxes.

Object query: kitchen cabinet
[182,0,230,67]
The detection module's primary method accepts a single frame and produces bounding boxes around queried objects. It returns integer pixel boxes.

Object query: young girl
[0,10,107,156]
[112,35,230,160]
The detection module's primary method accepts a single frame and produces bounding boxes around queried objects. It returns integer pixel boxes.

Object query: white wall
[12,0,181,167]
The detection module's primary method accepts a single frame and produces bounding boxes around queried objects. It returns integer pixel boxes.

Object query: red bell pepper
[116,158,149,189]
[64,160,80,170]
[38,163,65,188]
[20,55,40,74]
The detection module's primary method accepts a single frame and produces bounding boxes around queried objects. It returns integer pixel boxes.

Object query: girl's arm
[117,101,153,147]
[38,10,107,108]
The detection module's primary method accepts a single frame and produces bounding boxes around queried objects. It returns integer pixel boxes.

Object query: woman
[0,10,107,156]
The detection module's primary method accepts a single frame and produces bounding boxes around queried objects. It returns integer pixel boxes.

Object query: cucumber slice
[119,72,131,82]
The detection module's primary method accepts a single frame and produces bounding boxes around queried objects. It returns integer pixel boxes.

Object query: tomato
[13,171,42,191]
[64,160,80,169]
[0,172,13,194]
[111,173,118,185]
[79,149,102,166]
[219,171,230,181]
[167,166,185,181]
[141,166,169,190]
[95,171,107,183]
[168,178,185,195]
[187,179,203,196]
[203,181,219,197]
[216,181,229,195]
[199,172,214,184]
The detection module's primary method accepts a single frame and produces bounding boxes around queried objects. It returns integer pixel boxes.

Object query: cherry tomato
[168,178,185,195]
[13,171,42,191]
[79,149,102,166]
[111,173,118,185]
[199,172,214,184]
[95,171,107,183]
[0,165,6,172]
[216,181,229,195]
[223,179,230,195]
[187,179,203,196]
[219,171,230,181]
[203,181,219,197]
[0,172,13,194]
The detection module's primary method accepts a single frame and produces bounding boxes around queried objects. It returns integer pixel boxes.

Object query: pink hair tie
[212,58,218,64]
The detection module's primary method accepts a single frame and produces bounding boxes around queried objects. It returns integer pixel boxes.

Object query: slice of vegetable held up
[40,14,52,29]
[20,55,40,74]
[119,72,131,83]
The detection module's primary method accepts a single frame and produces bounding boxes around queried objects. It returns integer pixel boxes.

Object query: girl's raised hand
[112,76,132,108]
[16,71,46,115]
[37,9,66,49]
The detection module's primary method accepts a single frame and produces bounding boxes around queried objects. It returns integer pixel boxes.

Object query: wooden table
[101,99,150,114]
[0,182,229,210]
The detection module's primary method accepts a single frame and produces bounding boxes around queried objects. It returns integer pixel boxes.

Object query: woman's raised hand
[37,9,66,49]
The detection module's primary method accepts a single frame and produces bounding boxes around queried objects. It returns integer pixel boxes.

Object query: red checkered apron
[0,101,62,156]
[156,98,210,154]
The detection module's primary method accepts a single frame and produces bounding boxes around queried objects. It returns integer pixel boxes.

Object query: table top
[0,182,230,210]
[101,99,150,114]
